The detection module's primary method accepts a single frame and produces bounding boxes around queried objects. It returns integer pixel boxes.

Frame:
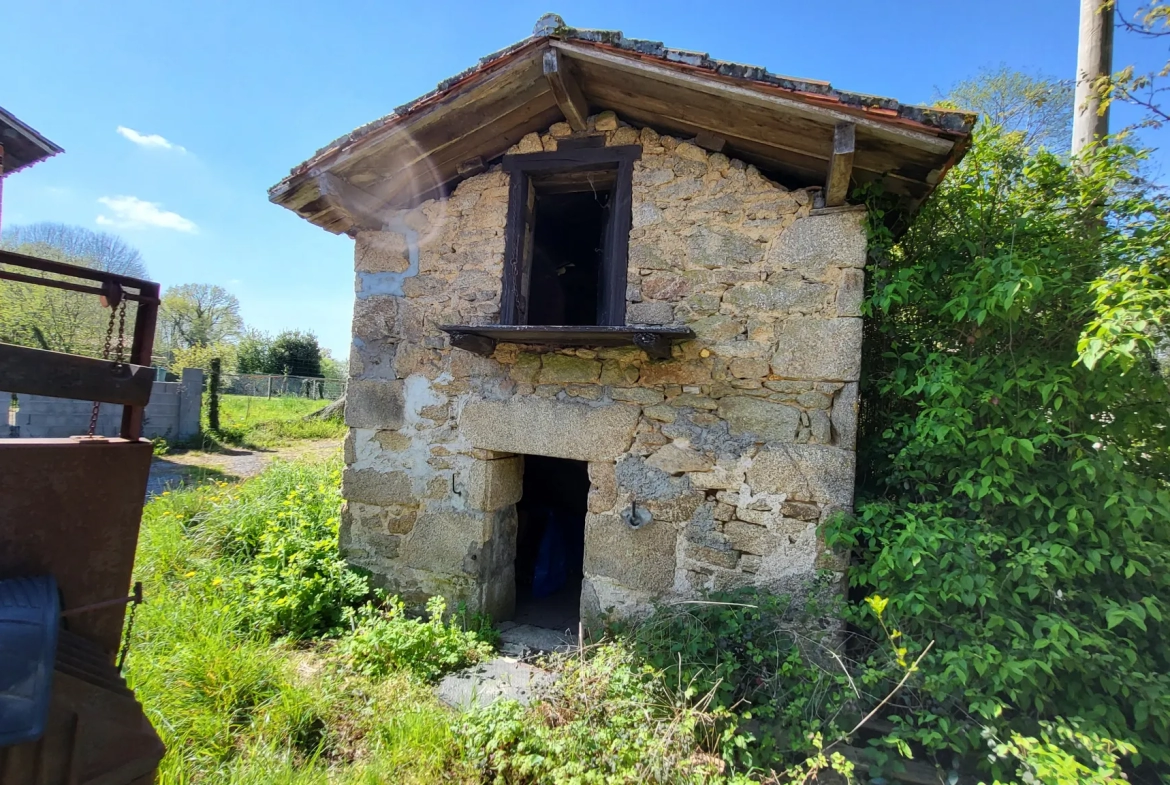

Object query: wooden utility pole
[1072,0,1115,154]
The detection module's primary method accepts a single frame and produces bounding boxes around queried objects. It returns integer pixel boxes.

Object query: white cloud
[97,195,197,233]
[116,126,186,153]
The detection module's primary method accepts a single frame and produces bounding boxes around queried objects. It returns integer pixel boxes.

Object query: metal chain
[114,298,128,367]
[86,304,121,437]
[116,581,143,671]
[85,294,128,438]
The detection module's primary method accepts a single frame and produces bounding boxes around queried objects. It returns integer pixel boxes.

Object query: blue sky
[4,0,1167,357]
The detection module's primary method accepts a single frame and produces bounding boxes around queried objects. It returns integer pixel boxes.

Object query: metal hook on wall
[622,502,651,530]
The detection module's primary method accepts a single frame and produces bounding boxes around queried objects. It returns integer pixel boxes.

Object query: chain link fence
[217,372,347,401]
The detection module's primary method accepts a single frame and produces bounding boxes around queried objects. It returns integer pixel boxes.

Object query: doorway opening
[513,454,589,632]
[526,188,611,326]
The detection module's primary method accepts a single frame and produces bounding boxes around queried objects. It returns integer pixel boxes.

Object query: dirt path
[147,439,341,496]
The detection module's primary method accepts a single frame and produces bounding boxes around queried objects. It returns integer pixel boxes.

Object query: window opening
[501,144,640,327]
[527,188,611,326]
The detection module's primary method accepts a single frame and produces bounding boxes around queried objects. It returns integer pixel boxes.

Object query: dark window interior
[527,189,610,326]
[513,455,589,631]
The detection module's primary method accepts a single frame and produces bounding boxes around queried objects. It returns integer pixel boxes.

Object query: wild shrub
[130,459,478,781]
[986,719,1137,785]
[622,589,856,769]
[825,128,1170,775]
[460,643,754,785]
[338,596,495,681]
[163,459,369,639]
[239,468,370,639]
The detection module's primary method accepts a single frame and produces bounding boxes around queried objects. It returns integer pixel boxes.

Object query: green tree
[236,329,272,374]
[319,348,348,379]
[0,224,148,355]
[825,128,1170,774]
[158,283,243,351]
[266,330,323,377]
[170,342,237,375]
[941,66,1073,151]
[1102,1,1170,129]
[1,222,148,277]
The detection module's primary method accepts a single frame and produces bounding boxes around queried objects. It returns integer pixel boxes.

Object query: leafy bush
[623,588,855,769]
[237,464,371,638]
[461,643,753,785]
[129,459,479,782]
[825,127,1170,775]
[339,596,495,681]
[986,720,1137,785]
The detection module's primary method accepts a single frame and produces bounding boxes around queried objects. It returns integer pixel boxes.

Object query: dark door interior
[513,455,589,631]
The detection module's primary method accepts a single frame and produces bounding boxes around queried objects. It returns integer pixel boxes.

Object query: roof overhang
[269,23,975,236]
[0,107,63,176]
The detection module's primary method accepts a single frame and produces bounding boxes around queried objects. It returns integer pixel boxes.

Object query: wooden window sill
[439,325,695,360]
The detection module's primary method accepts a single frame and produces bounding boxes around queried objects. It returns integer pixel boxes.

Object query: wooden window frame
[499,144,641,326]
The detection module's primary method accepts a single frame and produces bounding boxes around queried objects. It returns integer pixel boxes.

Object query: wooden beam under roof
[553,40,954,155]
[584,80,929,197]
[581,67,938,181]
[329,47,547,178]
[824,122,855,207]
[694,131,726,153]
[543,48,589,132]
[316,172,388,229]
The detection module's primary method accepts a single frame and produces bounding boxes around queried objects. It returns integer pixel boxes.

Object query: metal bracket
[99,280,124,309]
[632,331,672,360]
[448,331,497,357]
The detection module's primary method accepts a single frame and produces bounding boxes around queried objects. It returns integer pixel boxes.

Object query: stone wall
[6,368,204,441]
[342,112,864,622]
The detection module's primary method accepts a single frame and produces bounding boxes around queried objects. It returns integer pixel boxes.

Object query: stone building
[270,17,973,628]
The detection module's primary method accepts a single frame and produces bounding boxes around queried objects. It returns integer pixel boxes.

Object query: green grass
[217,395,336,427]
[126,458,851,784]
[183,394,346,451]
[128,459,477,783]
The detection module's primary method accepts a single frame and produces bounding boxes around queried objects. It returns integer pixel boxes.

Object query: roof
[0,106,63,176]
[270,15,976,235]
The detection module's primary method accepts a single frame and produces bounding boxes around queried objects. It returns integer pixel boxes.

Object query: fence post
[208,358,221,431]
[266,375,272,399]
[178,368,204,440]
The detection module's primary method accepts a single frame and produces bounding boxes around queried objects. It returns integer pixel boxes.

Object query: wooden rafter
[553,41,954,155]
[317,172,390,229]
[824,122,856,207]
[543,48,589,132]
[694,131,726,153]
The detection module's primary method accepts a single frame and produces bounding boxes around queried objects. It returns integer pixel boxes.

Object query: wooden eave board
[357,100,563,212]
[274,39,968,230]
[288,54,567,224]
[576,58,941,182]
[0,108,63,175]
[333,53,549,181]
[553,41,958,154]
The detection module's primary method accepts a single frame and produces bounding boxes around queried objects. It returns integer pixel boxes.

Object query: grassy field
[128,458,479,784]
[191,394,346,450]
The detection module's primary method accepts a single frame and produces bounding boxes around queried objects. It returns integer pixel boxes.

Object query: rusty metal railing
[0,248,161,441]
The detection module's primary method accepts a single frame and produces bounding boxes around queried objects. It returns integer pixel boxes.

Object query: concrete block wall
[6,368,203,441]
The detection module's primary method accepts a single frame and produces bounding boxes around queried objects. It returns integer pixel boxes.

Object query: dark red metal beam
[0,249,162,441]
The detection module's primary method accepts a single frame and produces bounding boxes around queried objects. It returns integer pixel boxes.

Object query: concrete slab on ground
[436,656,556,709]
[497,623,578,659]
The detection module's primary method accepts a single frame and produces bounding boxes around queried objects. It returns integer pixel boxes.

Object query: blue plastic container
[0,575,59,746]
